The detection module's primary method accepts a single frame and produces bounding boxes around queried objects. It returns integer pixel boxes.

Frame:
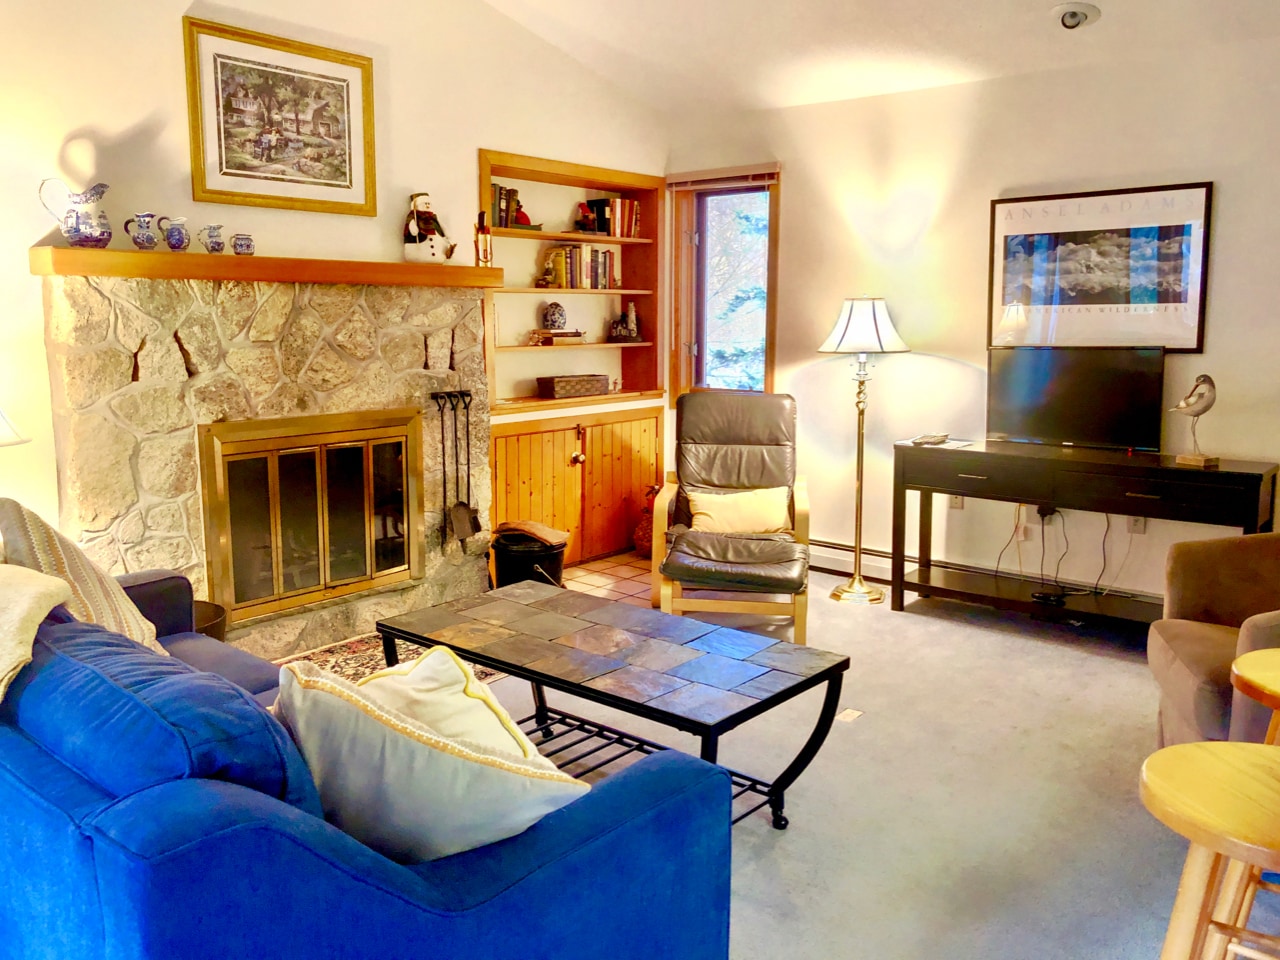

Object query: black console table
[891,441,1278,623]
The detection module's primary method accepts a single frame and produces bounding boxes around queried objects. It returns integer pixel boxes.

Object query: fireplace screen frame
[199,409,424,623]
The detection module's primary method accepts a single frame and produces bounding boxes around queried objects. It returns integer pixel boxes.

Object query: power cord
[1092,514,1111,594]
[1100,530,1135,596]
[993,502,1021,580]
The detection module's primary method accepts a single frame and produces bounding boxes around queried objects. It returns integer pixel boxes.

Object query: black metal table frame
[378,626,846,830]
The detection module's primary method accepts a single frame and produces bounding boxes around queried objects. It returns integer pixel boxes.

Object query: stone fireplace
[37,256,498,661]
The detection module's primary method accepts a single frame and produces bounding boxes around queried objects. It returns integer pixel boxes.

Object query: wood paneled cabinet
[491,407,664,565]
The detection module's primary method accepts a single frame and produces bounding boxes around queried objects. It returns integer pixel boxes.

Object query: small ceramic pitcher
[157,216,190,252]
[231,233,255,256]
[38,179,112,248]
[123,212,161,251]
[197,224,224,253]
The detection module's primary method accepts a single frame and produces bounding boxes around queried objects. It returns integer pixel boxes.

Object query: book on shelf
[538,243,618,290]
[528,329,586,346]
[585,198,612,237]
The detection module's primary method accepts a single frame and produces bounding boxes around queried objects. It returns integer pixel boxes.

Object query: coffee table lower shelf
[519,705,788,828]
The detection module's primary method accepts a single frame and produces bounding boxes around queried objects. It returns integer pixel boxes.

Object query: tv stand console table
[891,441,1278,624]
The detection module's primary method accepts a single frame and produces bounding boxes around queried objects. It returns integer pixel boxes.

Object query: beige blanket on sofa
[0,563,72,699]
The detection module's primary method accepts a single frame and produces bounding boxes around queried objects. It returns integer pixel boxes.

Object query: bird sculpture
[1169,373,1216,455]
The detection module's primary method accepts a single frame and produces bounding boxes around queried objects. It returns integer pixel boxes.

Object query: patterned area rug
[274,634,503,683]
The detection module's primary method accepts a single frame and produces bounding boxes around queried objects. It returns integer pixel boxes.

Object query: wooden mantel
[29,245,504,288]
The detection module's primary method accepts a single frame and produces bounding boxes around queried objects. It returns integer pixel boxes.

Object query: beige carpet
[482,569,1275,959]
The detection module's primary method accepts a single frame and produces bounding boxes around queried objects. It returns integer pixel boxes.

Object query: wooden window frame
[668,165,780,404]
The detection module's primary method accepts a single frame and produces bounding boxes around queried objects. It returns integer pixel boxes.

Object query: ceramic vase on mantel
[158,216,190,251]
[124,212,161,251]
[38,178,112,248]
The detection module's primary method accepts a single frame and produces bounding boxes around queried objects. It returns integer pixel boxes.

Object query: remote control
[910,433,949,445]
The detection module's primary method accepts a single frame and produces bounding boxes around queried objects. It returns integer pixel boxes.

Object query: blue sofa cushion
[2,622,320,816]
[161,632,281,696]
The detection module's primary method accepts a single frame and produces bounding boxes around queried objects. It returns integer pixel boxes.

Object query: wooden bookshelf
[496,342,653,352]
[478,148,666,414]
[491,390,664,415]
[491,228,652,245]
[495,287,653,296]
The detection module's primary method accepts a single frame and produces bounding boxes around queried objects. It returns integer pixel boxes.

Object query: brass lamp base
[831,575,884,604]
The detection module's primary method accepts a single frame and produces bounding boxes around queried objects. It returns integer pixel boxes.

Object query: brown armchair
[1147,533,1280,745]
[650,392,810,644]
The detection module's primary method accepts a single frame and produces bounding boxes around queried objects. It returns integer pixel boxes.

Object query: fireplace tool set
[432,391,481,550]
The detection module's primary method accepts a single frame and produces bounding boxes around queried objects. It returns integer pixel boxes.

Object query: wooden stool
[1141,742,1280,959]
[1233,649,1280,745]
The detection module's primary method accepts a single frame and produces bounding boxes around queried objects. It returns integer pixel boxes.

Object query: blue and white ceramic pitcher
[124,212,161,251]
[156,216,190,252]
[38,179,112,248]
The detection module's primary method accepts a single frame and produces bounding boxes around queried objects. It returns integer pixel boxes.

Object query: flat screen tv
[987,346,1165,452]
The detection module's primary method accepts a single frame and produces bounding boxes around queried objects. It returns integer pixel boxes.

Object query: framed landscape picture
[988,182,1212,352]
[183,17,376,216]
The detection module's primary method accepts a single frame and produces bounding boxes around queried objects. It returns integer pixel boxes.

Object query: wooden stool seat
[1142,742,1280,959]
[1142,742,1280,871]
[1233,650,1280,745]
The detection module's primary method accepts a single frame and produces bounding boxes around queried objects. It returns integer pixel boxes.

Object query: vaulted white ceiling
[480,0,1280,112]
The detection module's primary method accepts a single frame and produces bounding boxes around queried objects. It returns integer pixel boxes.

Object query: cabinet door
[580,413,660,560]
[491,426,585,565]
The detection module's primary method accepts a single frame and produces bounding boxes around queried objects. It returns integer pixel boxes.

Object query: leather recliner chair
[650,392,810,645]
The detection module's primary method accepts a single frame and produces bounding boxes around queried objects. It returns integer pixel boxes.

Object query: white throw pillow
[276,649,588,862]
[0,563,73,698]
[0,499,164,654]
[687,485,790,534]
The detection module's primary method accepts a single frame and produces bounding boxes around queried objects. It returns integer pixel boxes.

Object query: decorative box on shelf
[537,375,610,399]
[528,329,586,346]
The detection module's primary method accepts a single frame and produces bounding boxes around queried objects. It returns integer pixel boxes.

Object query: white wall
[668,36,1280,595]
[0,1,667,525]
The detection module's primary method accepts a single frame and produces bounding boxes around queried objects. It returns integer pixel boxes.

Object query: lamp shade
[0,409,29,447]
[993,302,1029,345]
[818,298,909,355]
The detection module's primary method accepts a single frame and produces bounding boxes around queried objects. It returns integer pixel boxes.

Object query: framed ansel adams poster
[988,183,1212,352]
[183,17,377,216]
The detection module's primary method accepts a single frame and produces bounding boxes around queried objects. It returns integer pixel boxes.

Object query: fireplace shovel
[448,392,481,543]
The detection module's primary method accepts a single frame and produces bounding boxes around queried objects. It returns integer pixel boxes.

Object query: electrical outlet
[950,495,964,509]
[1127,516,1147,534]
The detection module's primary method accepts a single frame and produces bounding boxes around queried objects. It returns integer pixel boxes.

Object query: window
[669,164,779,399]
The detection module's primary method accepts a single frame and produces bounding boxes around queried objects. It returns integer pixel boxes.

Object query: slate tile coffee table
[376,580,850,829]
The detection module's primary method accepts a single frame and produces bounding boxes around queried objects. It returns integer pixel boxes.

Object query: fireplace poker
[433,393,449,554]
[447,392,481,543]
[459,392,481,537]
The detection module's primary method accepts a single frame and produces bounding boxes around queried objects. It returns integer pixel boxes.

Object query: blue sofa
[0,571,732,960]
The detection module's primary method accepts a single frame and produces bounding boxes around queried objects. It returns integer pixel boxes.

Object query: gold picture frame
[183,17,376,217]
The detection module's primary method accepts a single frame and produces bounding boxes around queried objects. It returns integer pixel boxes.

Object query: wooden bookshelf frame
[478,149,666,415]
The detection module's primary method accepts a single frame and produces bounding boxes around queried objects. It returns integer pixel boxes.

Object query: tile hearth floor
[562,551,653,607]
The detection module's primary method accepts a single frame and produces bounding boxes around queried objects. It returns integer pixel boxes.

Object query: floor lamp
[818,298,909,603]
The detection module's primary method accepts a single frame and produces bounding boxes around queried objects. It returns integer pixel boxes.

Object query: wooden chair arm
[792,476,810,545]
[649,475,680,607]
[650,477,679,575]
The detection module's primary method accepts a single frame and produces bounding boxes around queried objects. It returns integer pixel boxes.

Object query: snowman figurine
[403,192,456,263]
